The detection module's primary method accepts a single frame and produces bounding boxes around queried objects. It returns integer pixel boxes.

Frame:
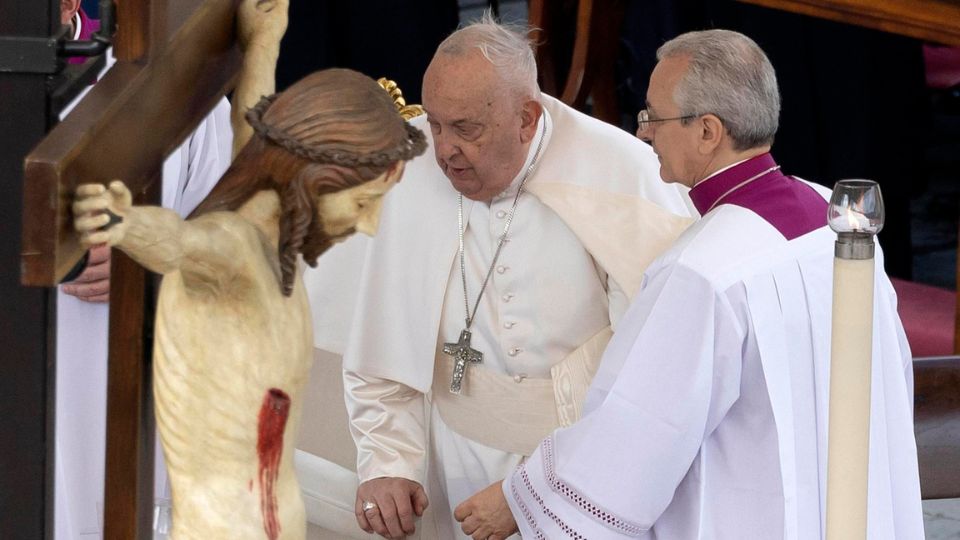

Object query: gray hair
[657,29,780,150]
[436,11,539,99]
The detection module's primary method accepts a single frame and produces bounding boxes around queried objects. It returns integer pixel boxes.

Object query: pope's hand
[454,480,518,540]
[73,181,131,248]
[355,477,428,539]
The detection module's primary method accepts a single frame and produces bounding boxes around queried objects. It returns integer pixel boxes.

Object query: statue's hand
[73,180,132,248]
[355,477,429,539]
[237,0,289,50]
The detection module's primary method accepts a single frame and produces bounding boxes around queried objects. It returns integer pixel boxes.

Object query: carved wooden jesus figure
[72,68,426,539]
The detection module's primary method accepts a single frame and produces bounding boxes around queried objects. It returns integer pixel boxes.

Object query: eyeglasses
[637,109,696,132]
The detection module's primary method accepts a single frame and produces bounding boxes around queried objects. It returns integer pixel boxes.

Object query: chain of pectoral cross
[443,120,546,394]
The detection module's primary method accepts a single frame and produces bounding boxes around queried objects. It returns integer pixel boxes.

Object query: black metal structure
[0,1,60,537]
[0,0,116,536]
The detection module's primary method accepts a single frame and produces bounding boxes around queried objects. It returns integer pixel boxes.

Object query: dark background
[614,0,953,283]
[79,0,960,285]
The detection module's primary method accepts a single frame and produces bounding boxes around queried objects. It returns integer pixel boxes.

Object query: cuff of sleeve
[507,440,648,539]
[357,457,424,486]
[503,473,529,535]
[505,451,544,537]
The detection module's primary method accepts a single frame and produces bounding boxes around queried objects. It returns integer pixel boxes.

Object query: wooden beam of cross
[21,0,241,286]
[19,0,242,538]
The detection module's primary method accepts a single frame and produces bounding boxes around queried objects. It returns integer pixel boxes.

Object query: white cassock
[54,49,233,540]
[333,95,694,538]
[506,195,925,539]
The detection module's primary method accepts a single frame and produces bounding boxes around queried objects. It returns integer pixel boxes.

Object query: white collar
[493,106,553,202]
[698,156,750,185]
[72,12,83,40]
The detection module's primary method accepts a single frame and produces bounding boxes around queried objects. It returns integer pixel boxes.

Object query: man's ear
[61,0,81,26]
[519,99,543,144]
[697,113,725,155]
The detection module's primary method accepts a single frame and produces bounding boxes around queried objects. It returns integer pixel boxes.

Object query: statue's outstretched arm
[232,0,289,156]
[73,181,247,283]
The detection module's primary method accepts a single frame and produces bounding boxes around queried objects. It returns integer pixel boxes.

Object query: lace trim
[542,436,646,536]
[509,466,546,539]
[519,463,585,539]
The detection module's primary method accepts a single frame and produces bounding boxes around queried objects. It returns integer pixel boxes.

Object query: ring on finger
[362,500,378,513]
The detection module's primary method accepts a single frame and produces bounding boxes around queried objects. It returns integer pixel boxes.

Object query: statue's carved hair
[191,68,427,295]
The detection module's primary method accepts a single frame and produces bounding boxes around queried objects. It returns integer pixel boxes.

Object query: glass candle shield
[828,180,885,235]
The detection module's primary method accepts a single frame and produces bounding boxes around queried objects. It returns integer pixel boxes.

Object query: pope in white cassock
[334,13,693,540]
[455,29,925,540]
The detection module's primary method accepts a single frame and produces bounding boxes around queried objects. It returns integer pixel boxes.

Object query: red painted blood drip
[257,388,290,540]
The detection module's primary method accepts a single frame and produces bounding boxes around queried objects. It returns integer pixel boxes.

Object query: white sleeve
[606,274,630,331]
[163,97,233,216]
[342,369,428,485]
[506,264,744,538]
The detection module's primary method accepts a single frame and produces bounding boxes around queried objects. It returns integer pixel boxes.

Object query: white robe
[339,95,693,538]
[506,203,924,539]
[54,50,233,539]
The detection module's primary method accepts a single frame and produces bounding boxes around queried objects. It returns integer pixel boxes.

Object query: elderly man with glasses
[455,29,924,540]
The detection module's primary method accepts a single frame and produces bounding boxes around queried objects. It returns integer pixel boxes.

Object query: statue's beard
[300,218,356,267]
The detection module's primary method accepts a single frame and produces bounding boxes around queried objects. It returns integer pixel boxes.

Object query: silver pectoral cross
[442,329,483,394]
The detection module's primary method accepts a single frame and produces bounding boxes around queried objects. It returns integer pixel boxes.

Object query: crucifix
[18,0,246,537]
[443,328,483,394]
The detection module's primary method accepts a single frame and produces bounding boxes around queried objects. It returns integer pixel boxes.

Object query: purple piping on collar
[689,153,827,240]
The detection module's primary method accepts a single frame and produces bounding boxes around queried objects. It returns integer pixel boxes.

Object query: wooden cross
[443,328,484,394]
[19,0,242,537]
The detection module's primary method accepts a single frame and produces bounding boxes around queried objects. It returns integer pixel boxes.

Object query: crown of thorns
[245,94,427,168]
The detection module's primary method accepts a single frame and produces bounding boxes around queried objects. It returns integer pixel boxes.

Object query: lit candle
[825,180,885,540]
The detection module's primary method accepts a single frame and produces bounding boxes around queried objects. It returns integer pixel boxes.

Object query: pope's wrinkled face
[422,51,533,202]
[314,162,404,243]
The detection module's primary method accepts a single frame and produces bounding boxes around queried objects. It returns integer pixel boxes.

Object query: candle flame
[844,208,870,231]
